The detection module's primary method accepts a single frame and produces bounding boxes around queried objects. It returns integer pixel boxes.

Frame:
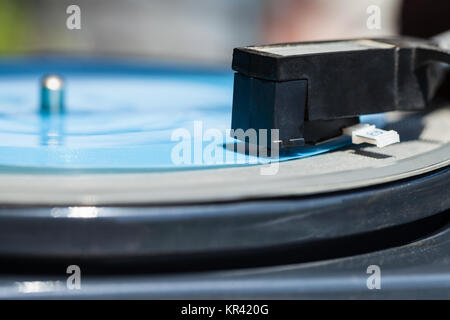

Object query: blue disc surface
[0,56,359,172]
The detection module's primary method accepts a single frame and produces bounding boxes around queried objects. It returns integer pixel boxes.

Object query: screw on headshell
[40,74,65,114]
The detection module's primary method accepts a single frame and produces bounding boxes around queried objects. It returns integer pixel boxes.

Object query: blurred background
[0,0,448,65]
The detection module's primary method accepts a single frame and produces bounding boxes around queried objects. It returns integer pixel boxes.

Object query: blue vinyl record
[0,56,382,172]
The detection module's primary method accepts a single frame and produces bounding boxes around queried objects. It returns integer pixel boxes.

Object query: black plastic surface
[0,166,448,272]
[231,37,450,146]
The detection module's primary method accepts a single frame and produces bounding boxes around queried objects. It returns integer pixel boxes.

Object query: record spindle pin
[40,74,65,114]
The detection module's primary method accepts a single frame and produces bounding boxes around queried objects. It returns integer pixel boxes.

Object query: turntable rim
[0,142,447,205]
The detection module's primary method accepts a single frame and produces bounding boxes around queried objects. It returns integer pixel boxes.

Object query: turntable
[0,33,449,299]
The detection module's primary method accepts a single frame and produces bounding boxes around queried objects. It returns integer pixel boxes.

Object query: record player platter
[0,56,447,205]
[0,56,448,267]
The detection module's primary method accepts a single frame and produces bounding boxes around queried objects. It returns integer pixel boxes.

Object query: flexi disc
[0,57,353,171]
[0,56,448,206]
